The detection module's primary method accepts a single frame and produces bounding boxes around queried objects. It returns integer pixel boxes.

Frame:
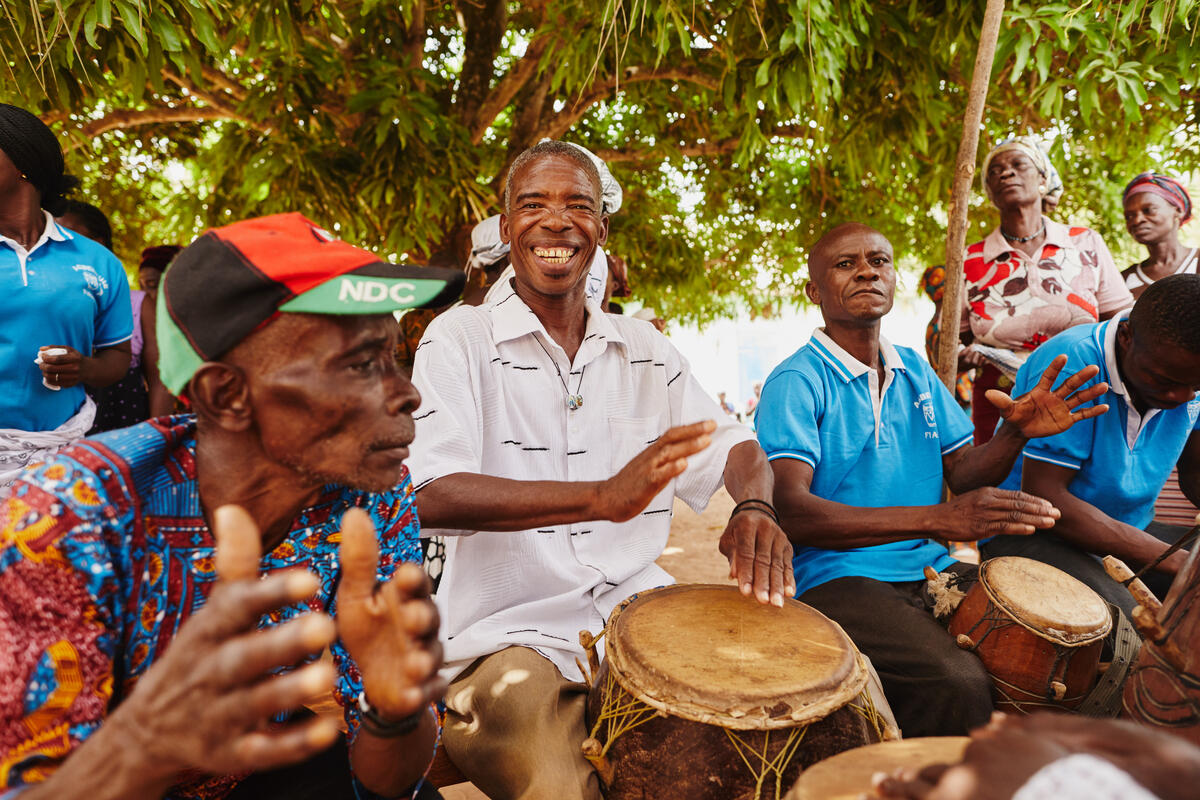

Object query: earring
[19,173,27,181]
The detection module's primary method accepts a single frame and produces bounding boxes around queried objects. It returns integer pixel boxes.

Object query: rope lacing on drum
[846,685,892,742]
[959,603,1086,709]
[724,726,808,800]
[586,668,661,759]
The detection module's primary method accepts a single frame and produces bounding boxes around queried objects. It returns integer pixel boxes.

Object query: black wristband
[357,692,424,738]
[730,499,778,524]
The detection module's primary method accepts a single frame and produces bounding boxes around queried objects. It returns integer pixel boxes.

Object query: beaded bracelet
[730,499,779,525]
[357,692,424,738]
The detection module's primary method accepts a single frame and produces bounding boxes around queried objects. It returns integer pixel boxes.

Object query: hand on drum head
[102,505,340,788]
[987,354,1110,440]
[719,505,794,608]
[599,420,716,523]
[940,487,1059,540]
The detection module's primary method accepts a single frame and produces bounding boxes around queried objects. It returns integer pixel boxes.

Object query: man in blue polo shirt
[987,274,1200,613]
[757,222,1108,736]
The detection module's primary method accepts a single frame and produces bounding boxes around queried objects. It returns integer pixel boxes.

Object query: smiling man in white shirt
[407,140,793,800]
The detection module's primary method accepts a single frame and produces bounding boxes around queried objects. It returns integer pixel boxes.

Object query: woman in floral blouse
[960,136,1132,443]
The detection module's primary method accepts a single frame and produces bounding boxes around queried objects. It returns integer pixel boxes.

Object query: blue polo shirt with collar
[757,329,972,596]
[1000,312,1200,530]
[0,213,132,431]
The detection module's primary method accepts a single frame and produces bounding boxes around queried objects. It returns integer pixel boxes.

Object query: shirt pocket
[608,415,667,476]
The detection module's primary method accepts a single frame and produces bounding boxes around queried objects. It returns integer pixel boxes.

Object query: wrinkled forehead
[511,153,601,202]
[810,225,892,275]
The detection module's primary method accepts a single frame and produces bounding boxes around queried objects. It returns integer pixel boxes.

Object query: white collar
[486,276,626,362]
[1101,310,1130,400]
[810,328,906,383]
[0,210,72,256]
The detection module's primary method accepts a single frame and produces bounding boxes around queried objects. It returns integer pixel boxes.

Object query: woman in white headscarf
[959,136,1132,443]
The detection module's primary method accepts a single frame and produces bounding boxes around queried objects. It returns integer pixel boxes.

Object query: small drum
[582,584,891,800]
[784,737,970,799]
[1124,544,1200,744]
[948,557,1110,712]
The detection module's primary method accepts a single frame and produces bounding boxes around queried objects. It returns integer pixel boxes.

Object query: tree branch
[63,107,240,147]
[592,125,808,163]
[468,23,552,143]
[454,0,508,124]
[535,65,720,141]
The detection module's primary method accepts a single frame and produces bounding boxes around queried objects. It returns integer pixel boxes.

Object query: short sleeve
[1015,348,1099,471]
[0,461,121,792]
[922,360,974,454]
[406,315,484,534]
[667,343,754,512]
[755,369,824,470]
[93,251,134,348]
[1089,231,1135,316]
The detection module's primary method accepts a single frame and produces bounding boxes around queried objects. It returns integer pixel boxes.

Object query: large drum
[784,737,970,799]
[948,557,1110,712]
[582,584,892,800]
[1124,544,1200,744]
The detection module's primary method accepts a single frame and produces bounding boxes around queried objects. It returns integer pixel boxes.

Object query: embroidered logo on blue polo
[1187,399,1200,427]
[71,264,108,299]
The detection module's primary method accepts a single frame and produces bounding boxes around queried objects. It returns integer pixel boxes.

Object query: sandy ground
[436,491,737,799]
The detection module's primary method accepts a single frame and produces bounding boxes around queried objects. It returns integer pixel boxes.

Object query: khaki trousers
[442,646,602,800]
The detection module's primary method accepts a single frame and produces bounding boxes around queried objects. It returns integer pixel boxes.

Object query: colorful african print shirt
[961,218,1132,353]
[0,416,426,799]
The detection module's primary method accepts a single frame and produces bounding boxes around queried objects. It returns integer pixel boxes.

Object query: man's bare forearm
[722,441,774,505]
[1024,468,1187,574]
[776,488,942,549]
[944,423,1027,494]
[416,473,602,531]
[350,708,438,797]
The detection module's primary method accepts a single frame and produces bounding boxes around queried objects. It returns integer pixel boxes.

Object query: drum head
[785,737,970,799]
[980,557,1111,644]
[605,584,867,730]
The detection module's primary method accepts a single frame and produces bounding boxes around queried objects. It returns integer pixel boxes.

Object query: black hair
[0,103,79,215]
[1130,273,1200,353]
[59,199,113,250]
[503,140,603,213]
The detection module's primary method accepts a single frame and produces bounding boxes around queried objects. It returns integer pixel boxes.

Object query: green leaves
[1,0,1196,322]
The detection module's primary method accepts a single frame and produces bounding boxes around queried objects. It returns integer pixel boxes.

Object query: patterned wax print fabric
[0,416,429,799]
[961,219,1132,353]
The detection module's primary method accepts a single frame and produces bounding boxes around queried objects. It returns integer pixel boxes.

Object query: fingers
[983,389,1014,416]
[210,614,337,689]
[214,505,264,584]
[231,716,341,773]
[725,516,792,608]
[1069,402,1110,421]
[214,658,335,728]
[1033,353,1069,393]
[338,508,380,604]
[1050,362,1099,398]
[37,346,82,366]
[657,420,717,444]
[198,570,322,641]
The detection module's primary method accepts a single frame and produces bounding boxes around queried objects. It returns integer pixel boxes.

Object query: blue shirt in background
[757,329,972,595]
[0,213,132,431]
[1000,313,1200,530]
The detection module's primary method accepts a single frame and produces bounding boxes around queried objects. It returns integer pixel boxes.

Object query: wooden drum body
[785,737,970,800]
[948,557,1110,712]
[1124,547,1200,744]
[582,585,889,800]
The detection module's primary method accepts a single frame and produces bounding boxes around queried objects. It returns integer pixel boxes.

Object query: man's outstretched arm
[416,420,715,530]
[772,458,1059,549]
[943,355,1110,494]
[1022,458,1188,575]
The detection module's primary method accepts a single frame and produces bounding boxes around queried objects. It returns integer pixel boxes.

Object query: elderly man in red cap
[0,214,463,800]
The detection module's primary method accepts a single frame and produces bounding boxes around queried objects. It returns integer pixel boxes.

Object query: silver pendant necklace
[534,336,586,410]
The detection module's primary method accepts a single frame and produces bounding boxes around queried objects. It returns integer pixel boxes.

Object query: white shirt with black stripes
[408,278,753,682]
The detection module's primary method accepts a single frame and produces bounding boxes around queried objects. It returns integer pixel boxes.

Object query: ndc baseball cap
[157,212,465,394]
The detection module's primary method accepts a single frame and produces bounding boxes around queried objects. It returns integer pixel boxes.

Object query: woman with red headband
[1122,172,1198,535]
[1122,172,1196,299]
